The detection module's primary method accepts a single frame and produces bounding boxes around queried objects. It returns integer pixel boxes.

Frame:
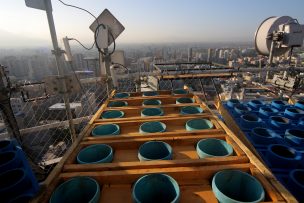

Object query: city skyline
[1,0,304,47]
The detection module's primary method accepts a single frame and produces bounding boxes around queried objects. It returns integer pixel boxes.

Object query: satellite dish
[255,16,293,56]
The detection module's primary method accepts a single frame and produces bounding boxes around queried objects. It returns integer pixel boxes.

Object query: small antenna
[62,37,73,62]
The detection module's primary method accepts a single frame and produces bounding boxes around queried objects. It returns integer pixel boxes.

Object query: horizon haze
[1,0,304,48]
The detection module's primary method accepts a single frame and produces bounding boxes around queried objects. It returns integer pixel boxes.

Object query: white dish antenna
[255,16,292,56]
[89,9,125,47]
[255,16,304,64]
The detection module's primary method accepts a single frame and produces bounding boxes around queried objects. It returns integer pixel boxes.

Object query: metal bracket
[18,82,49,102]
[43,74,81,95]
[51,48,65,56]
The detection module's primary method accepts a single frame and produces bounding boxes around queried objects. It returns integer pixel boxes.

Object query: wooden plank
[83,128,225,141]
[31,92,296,203]
[93,103,212,123]
[66,134,229,165]
[113,90,172,98]
[250,167,283,202]
[63,156,249,172]
[63,134,248,172]
[159,72,235,79]
[85,115,224,140]
[32,163,286,203]
[60,164,252,183]
[110,93,194,101]
[107,94,197,107]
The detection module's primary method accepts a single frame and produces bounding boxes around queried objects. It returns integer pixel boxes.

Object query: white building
[10,97,24,114]
[219,49,224,59]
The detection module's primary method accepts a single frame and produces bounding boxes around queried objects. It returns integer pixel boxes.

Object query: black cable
[94,24,116,55]
[69,38,95,51]
[58,0,116,56]
[111,62,128,70]
[58,0,97,20]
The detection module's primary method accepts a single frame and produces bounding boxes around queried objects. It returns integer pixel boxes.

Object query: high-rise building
[219,49,224,59]
[188,48,192,62]
[224,50,230,59]
[207,48,213,62]
[214,49,219,59]
[73,53,86,70]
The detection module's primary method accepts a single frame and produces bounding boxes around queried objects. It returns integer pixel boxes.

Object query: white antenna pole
[40,0,76,141]
[44,0,64,75]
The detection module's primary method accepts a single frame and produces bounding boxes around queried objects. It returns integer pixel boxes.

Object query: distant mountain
[0,29,49,48]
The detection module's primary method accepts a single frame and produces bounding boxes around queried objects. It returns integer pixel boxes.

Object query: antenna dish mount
[255,16,304,64]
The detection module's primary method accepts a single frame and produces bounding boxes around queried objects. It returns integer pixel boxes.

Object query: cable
[111,62,128,71]
[58,0,116,56]
[94,24,116,55]
[69,38,95,51]
[58,0,97,20]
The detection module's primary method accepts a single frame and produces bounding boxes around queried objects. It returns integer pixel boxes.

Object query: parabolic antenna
[255,16,293,56]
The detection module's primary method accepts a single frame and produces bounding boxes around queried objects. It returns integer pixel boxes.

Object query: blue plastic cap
[271,100,287,110]
[285,129,304,145]
[172,89,188,95]
[132,174,180,203]
[288,169,304,201]
[248,100,265,109]
[180,106,203,115]
[268,144,301,160]
[176,97,194,104]
[227,99,241,108]
[141,108,164,117]
[251,127,278,145]
[114,92,130,99]
[212,170,265,203]
[284,108,304,120]
[266,144,302,168]
[186,118,214,131]
[241,114,262,122]
[142,91,159,97]
[77,144,113,164]
[101,110,124,119]
[0,168,33,202]
[240,114,263,129]
[0,151,20,174]
[139,121,166,134]
[92,124,120,136]
[295,100,304,110]
[0,140,15,153]
[138,141,172,161]
[258,107,278,118]
[50,177,100,203]
[270,116,290,130]
[196,139,233,158]
[108,101,128,107]
[234,104,252,115]
[142,99,162,106]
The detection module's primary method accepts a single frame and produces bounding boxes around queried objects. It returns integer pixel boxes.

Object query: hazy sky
[1,0,304,47]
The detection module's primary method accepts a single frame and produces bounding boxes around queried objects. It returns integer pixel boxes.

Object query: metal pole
[44,0,76,142]
[268,41,275,66]
[0,66,22,143]
[102,48,112,97]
